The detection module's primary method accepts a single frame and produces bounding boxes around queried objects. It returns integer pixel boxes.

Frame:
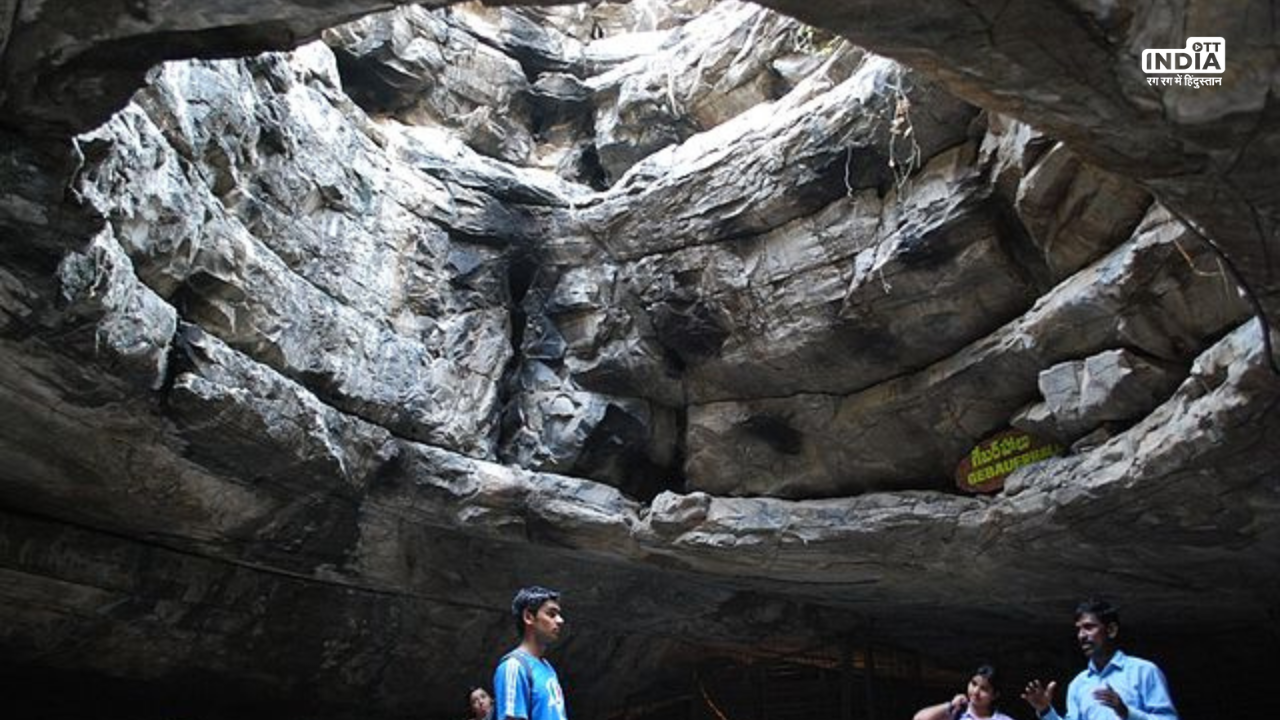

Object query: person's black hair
[1074,597,1120,626]
[511,585,560,638]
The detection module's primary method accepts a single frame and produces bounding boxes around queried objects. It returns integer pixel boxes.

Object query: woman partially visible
[467,686,493,720]
[913,665,1015,720]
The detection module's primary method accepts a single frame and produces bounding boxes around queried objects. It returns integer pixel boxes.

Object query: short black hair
[511,585,560,638]
[1075,597,1120,625]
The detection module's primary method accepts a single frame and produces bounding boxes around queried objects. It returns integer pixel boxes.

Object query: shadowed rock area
[1,1,1278,719]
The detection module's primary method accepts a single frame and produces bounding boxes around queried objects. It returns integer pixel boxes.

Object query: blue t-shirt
[493,650,568,720]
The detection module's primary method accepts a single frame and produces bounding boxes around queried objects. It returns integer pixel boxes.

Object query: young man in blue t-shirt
[493,586,569,720]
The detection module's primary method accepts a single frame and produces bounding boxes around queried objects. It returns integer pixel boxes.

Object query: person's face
[470,688,492,719]
[469,689,492,718]
[524,599,565,646]
[967,674,997,714]
[1075,612,1117,659]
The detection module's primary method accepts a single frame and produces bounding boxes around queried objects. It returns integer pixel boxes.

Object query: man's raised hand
[1021,679,1057,714]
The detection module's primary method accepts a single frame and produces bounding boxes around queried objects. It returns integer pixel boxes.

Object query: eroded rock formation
[1,1,1277,719]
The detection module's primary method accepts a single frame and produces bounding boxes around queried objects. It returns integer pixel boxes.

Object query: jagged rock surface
[324,6,538,165]
[1024,348,1189,443]
[1,2,1278,719]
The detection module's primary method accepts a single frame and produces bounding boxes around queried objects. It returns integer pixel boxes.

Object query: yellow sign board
[954,429,1063,493]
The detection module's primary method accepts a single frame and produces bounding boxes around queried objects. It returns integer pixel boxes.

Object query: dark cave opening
[5,626,1276,720]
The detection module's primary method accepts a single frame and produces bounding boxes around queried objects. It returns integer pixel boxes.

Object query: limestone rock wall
[74,45,518,457]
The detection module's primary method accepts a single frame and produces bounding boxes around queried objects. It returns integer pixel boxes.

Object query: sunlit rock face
[1,1,1278,719]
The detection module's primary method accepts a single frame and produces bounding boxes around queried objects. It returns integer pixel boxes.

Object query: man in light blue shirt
[1022,599,1179,720]
[493,586,569,720]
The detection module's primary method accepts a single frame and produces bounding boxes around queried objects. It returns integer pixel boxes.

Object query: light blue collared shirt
[1041,650,1179,720]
